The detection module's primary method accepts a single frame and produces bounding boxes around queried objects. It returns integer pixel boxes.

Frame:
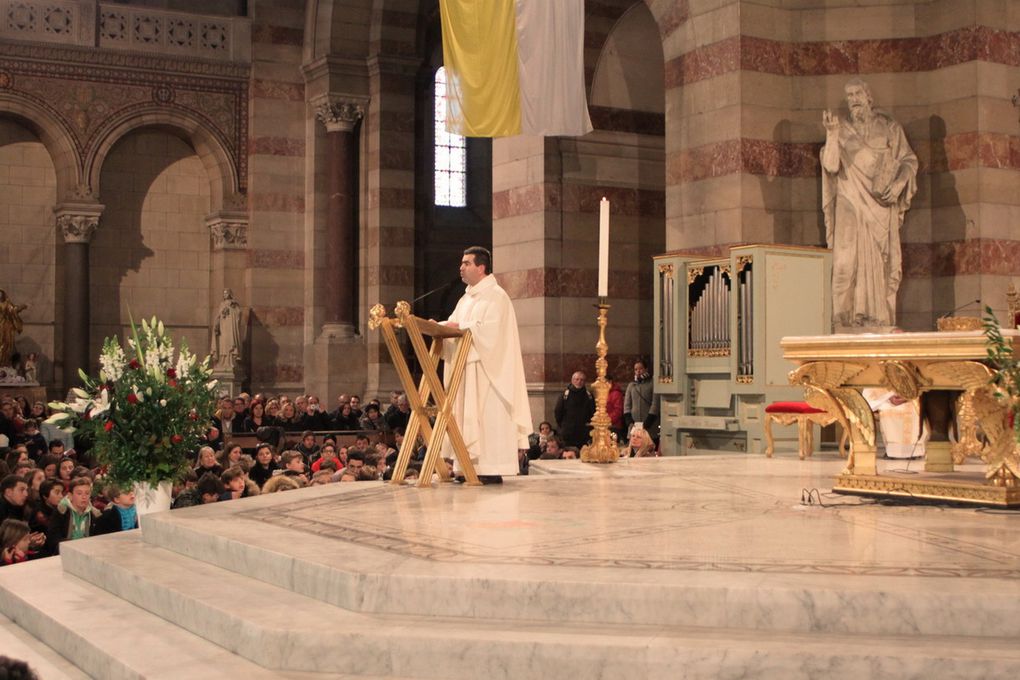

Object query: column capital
[54,202,104,244]
[205,210,248,251]
[313,94,367,133]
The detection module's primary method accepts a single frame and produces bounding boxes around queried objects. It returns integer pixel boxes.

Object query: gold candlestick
[581,300,617,464]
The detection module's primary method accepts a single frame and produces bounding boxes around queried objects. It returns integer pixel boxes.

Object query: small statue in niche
[0,289,28,368]
[22,352,37,383]
[211,289,243,371]
[821,78,918,330]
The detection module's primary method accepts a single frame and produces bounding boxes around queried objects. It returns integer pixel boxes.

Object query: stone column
[55,203,103,394]
[314,95,365,337]
[206,210,249,396]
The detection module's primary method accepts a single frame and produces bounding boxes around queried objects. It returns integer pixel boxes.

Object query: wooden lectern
[368,301,481,487]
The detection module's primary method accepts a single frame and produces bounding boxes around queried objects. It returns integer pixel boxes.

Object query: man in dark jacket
[554,372,595,449]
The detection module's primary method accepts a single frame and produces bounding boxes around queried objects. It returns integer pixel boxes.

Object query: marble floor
[2,452,1020,679]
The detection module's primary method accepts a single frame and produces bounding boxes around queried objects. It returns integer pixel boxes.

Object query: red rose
[104,421,114,432]
[170,434,183,444]
[126,393,138,404]
[168,379,178,388]
[129,359,140,370]
[166,368,177,378]
[188,410,198,421]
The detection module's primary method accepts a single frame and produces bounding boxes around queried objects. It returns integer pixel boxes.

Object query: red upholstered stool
[764,401,848,459]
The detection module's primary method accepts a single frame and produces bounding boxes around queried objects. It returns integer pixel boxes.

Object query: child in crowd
[31,479,63,533]
[219,466,251,500]
[93,484,138,535]
[56,456,75,492]
[45,477,101,555]
[38,454,59,479]
[249,443,278,489]
[0,518,35,566]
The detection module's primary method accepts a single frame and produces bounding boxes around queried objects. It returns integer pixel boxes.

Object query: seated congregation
[0,381,663,566]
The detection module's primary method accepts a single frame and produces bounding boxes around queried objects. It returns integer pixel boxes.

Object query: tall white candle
[598,196,609,297]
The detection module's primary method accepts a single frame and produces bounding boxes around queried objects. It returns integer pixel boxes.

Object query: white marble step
[139,503,1020,638]
[0,611,91,680]
[58,532,1020,680]
[0,557,374,680]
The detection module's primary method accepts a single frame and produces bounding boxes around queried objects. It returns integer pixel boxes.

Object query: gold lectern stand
[368,301,480,487]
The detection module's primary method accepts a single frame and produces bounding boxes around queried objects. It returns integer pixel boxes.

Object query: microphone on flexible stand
[410,280,458,305]
[938,298,981,321]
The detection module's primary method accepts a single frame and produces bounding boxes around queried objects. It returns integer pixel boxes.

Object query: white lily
[90,389,111,417]
[69,397,91,414]
[44,412,71,426]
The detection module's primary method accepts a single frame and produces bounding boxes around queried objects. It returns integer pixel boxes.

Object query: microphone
[938,298,981,320]
[410,279,457,304]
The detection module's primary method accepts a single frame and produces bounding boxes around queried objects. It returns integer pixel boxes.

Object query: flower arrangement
[46,317,218,487]
[983,306,1020,442]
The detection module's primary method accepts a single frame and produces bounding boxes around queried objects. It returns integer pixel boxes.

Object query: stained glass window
[434,66,467,207]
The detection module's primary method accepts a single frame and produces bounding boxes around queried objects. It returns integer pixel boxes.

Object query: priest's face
[460,254,487,286]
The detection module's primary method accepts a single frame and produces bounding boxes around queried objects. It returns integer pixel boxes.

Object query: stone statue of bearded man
[821,78,918,329]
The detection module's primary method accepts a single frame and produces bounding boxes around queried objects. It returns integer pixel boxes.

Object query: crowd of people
[0,361,660,566]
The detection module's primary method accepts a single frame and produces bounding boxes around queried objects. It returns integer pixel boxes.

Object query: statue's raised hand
[822,109,840,132]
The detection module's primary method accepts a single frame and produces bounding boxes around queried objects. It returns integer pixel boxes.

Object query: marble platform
[2,454,1020,679]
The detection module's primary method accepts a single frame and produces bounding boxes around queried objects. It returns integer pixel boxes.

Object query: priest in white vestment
[862,388,929,459]
[440,247,533,482]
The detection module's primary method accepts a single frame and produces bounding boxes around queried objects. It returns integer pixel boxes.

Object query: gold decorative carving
[688,348,730,358]
[367,304,386,330]
[393,300,411,329]
[736,375,753,384]
[658,263,674,275]
[658,376,673,384]
[879,360,929,400]
[581,303,616,464]
[922,361,994,390]
[737,255,753,272]
[719,265,731,277]
[983,432,1020,487]
[936,316,982,331]
[834,473,1020,506]
[686,266,704,284]
[952,387,1002,463]
[789,361,866,390]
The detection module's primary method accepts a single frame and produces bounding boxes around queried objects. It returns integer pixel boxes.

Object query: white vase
[133,480,173,516]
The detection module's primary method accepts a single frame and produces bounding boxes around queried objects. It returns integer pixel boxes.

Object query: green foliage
[982,306,1020,442]
[46,317,217,487]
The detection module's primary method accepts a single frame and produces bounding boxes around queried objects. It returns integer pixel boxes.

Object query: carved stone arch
[0,92,83,200]
[84,105,241,213]
[641,0,689,51]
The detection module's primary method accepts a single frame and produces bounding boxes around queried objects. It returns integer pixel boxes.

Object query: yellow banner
[439,0,522,137]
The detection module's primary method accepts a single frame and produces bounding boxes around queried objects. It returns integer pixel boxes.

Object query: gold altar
[781,330,1020,506]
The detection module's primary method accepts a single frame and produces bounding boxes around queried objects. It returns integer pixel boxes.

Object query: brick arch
[84,106,239,212]
[0,92,83,201]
